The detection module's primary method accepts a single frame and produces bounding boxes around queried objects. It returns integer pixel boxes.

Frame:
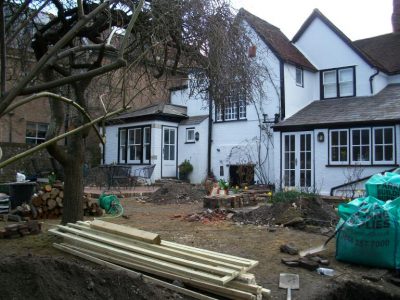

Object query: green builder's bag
[365,170,400,201]
[336,196,400,269]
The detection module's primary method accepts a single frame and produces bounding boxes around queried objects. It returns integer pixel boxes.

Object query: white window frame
[143,127,151,164]
[119,129,127,162]
[25,122,49,145]
[127,128,142,164]
[322,67,355,99]
[186,128,195,143]
[350,128,371,164]
[224,99,238,121]
[330,129,349,165]
[373,127,395,165]
[295,67,303,87]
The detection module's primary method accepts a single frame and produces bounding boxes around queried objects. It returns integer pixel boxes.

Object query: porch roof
[108,103,188,124]
[180,115,208,125]
[273,84,400,131]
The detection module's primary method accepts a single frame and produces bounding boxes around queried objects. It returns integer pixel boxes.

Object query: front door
[282,132,313,189]
[162,126,177,178]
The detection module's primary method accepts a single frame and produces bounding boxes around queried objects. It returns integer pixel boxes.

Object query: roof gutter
[369,68,380,94]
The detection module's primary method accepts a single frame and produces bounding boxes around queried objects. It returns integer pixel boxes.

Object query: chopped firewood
[50,188,60,199]
[44,185,52,192]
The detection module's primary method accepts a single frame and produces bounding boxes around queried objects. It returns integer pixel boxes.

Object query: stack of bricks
[0,220,42,239]
[203,189,271,209]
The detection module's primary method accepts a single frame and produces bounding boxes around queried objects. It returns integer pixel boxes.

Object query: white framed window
[215,91,247,122]
[119,129,127,162]
[239,99,246,119]
[119,125,151,164]
[296,67,303,87]
[26,122,48,145]
[351,128,370,164]
[330,129,348,164]
[143,127,151,163]
[224,99,238,121]
[186,128,195,143]
[128,128,142,163]
[322,67,355,99]
[373,127,394,164]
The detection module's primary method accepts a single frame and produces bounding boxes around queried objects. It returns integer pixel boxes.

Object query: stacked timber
[50,220,271,300]
[31,185,102,219]
[31,184,64,219]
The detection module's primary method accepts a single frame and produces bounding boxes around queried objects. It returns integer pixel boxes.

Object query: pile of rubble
[182,209,234,224]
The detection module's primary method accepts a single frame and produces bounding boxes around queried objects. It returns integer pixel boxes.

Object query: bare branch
[0,106,128,169]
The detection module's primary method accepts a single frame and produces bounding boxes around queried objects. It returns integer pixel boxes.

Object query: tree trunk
[61,132,85,224]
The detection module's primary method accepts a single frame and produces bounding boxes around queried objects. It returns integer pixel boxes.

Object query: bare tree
[0,0,261,223]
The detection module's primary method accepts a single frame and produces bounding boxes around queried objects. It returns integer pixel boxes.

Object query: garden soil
[1,199,400,299]
[146,181,207,204]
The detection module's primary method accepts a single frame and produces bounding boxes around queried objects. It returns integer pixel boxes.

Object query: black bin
[9,182,36,209]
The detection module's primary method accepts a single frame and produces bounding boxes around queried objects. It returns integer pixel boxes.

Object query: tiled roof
[110,103,187,121]
[354,33,400,75]
[273,84,400,131]
[238,9,316,72]
[180,115,208,125]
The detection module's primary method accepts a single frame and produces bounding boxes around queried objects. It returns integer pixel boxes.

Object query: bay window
[119,125,151,164]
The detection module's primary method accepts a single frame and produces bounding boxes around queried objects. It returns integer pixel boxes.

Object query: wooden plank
[162,240,258,268]
[67,223,246,272]
[53,243,218,300]
[49,229,234,285]
[261,288,271,299]
[78,221,258,270]
[58,225,238,276]
[57,242,257,300]
[90,220,161,245]
[235,273,257,284]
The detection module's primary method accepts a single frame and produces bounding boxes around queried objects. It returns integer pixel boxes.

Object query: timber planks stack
[49,220,271,300]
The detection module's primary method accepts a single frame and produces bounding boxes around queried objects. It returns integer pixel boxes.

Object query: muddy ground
[1,192,400,299]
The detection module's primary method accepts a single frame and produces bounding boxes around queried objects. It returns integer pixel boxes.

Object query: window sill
[214,118,247,123]
[118,162,151,166]
[325,164,399,168]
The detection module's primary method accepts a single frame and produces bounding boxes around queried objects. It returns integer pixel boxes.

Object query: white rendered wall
[178,119,209,183]
[284,65,318,117]
[294,17,382,97]
[210,22,280,185]
[170,85,209,117]
[273,125,400,196]
[104,120,180,181]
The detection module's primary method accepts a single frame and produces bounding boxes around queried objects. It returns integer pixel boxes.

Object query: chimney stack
[393,0,400,32]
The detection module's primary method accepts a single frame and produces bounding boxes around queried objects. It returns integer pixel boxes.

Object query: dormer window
[321,66,355,99]
[295,67,303,87]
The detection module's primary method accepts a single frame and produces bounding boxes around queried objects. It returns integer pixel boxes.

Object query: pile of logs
[31,184,64,219]
[30,185,103,219]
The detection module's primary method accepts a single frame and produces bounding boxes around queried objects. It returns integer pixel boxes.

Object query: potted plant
[179,159,193,181]
[218,179,229,195]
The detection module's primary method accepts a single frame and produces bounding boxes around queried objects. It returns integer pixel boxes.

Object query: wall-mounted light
[317,132,325,142]
[195,132,199,141]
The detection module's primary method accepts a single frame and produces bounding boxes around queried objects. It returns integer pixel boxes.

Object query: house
[103,8,316,185]
[273,9,400,196]
[104,6,400,195]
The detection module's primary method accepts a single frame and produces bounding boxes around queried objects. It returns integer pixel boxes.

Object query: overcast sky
[231,0,393,41]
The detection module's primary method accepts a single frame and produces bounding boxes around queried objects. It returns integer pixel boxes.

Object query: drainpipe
[369,69,379,94]
[207,98,213,176]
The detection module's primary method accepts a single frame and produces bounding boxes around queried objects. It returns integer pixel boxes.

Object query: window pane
[362,146,370,161]
[361,130,369,144]
[352,147,360,161]
[324,84,337,98]
[120,129,126,145]
[332,131,338,146]
[285,153,289,169]
[384,128,393,144]
[144,128,150,144]
[385,146,393,161]
[129,130,135,143]
[164,145,169,160]
[340,131,347,145]
[300,135,305,151]
[375,129,383,144]
[285,136,289,151]
[340,82,353,97]
[170,129,175,142]
[290,135,295,151]
[290,152,295,168]
[340,147,347,161]
[306,134,311,150]
[323,71,336,84]
[339,68,352,82]
[352,130,360,145]
[306,153,311,169]
[290,171,295,186]
[170,145,175,160]
[375,145,383,161]
[164,130,169,144]
[332,147,338,161]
